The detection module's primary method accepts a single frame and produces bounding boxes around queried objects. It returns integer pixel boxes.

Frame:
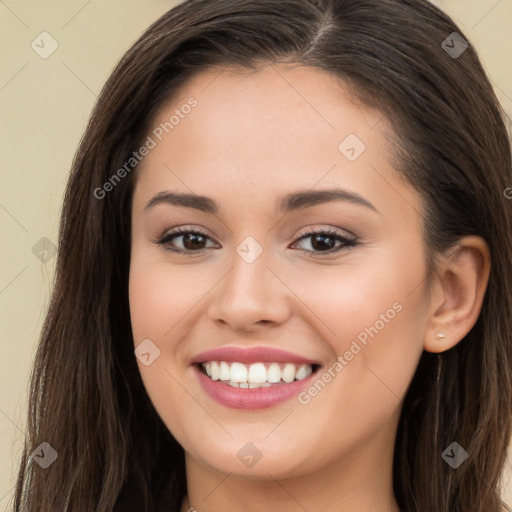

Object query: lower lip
[193,364,319,410]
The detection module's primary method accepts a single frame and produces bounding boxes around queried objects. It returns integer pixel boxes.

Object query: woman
[14,0,512,511]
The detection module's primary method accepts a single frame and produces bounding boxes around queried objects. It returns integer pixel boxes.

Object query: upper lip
[190,346,321,366]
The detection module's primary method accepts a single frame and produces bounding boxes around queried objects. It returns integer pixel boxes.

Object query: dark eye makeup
[153,225,359,258]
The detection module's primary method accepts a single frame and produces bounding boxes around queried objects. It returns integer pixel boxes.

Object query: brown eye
[156,228,218,254]
[292,229,358,255]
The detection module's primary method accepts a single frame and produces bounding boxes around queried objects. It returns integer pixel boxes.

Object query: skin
[128,63,490,512]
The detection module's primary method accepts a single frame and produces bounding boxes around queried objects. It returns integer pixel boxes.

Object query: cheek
[128,253,206,344]
[128,257,202,442]
[293,248,425,340]
[297,245,428,395]
[128,253,192,397]
[291,259,427,454]
[129,267,172,344]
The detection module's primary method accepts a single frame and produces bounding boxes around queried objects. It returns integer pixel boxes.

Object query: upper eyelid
[161,225,355,240]
[295,226,356,240]
[158,226,357,250]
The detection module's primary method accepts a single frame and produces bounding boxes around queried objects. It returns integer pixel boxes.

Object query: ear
[423,236,491,353]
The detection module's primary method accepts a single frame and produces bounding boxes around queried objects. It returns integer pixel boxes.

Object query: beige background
[1,1,511,509]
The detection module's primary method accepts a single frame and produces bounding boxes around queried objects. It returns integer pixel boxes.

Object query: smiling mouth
[197,361,322,388]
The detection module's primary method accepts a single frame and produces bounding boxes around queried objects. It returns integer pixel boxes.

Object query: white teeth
[248,362,266,383]
[230,362,247,383]
[219,361,231,381]
[200,361,315,385]
[295,364,312,380]
[249,382,271,388]
[281,363,296,383]
[210,361,220,380]
[267,363,281,383]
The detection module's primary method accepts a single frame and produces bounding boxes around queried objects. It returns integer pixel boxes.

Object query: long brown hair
[13,1,512,510]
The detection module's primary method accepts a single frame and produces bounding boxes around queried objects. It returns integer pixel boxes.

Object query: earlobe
[423,236,491,354]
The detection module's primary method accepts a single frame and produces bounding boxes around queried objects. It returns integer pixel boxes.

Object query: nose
[207,244,291,333]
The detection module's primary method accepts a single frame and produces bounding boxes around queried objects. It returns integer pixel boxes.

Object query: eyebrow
[144,188,379,214]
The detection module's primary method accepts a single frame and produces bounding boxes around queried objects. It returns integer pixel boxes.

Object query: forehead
[132,63,421,226]
[150,63,383,156]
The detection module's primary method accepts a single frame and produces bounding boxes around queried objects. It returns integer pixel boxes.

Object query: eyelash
[154,226,358,258]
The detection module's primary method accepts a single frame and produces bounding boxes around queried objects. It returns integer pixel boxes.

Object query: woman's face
[129,64,431,479]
